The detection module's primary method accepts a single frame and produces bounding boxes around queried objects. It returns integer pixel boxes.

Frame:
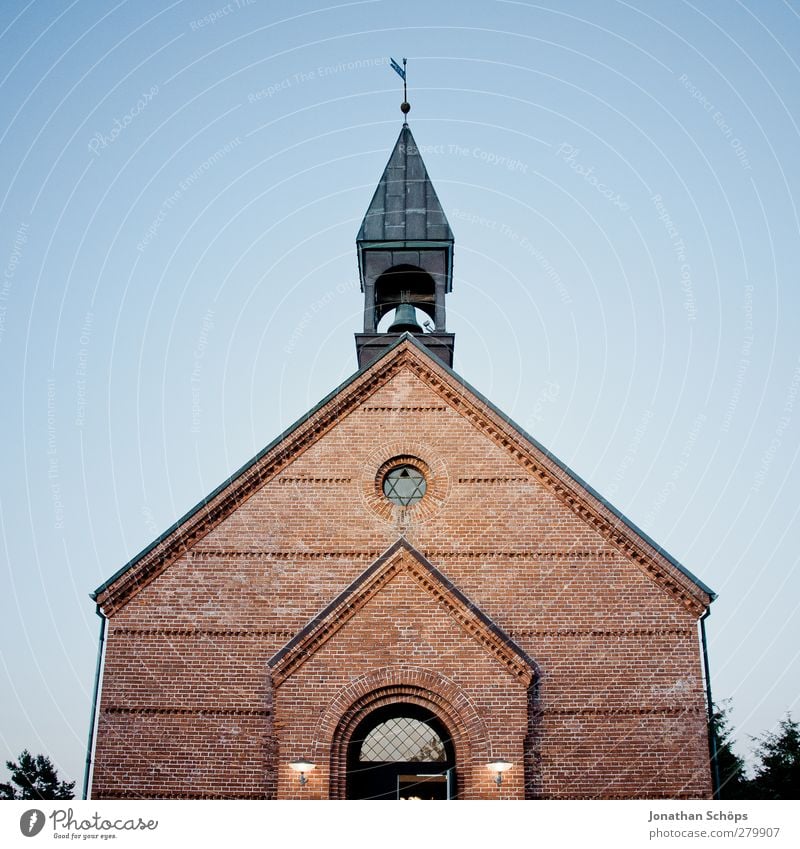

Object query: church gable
[94,336,712,619]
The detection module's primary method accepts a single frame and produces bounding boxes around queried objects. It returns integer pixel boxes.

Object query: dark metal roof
[357,124,454,243]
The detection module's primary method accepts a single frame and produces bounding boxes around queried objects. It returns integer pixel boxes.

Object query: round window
[382,465,427,506]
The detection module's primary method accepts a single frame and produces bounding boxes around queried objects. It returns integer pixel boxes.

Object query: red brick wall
[91,360,711,799]
[274,566,528,799]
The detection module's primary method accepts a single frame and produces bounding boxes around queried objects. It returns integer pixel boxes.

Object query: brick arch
[315,667,490,799]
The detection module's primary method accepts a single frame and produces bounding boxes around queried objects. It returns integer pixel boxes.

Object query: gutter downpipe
[701,607,721,800]
[82,604,107,800]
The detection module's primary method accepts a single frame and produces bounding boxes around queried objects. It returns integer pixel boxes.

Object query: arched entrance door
[346,703,456,800]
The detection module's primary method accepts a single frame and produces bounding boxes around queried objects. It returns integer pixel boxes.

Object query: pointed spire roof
[357,124,454,243]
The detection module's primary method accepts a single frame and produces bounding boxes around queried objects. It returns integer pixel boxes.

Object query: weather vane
[390,57,410,120]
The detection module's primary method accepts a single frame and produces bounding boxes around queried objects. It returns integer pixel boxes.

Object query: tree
[750,714,800,800]
[710,701,751,799]
[0,750,75,800]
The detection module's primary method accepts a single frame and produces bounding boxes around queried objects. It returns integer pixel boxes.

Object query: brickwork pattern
[92,342,712,799]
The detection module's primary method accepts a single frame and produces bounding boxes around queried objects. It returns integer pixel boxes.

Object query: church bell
[388,303,423,333]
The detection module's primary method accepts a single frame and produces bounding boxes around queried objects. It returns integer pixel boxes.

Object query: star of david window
[382,465,427,506]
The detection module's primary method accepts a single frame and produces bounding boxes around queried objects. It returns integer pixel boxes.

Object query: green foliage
[0,750,75,800]
[711,701,750,799]
[710,706,800,800]
[750,715,800,800]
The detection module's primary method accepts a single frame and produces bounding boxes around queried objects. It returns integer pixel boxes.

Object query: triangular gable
[93,333,715,616]
[268,538,536,687]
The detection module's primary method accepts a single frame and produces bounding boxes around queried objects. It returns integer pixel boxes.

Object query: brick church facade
[88,122,716,800]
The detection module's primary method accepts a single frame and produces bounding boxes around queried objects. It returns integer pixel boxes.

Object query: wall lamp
[289,760,316,786]
[487,760,513,787]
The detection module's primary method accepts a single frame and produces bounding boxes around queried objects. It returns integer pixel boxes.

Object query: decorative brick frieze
[540,706,705,716]
[427,549,622,561]
[190,550,383,560]
[103,707,271,717]
[509,628,694,638]
[361,405,448,412]
[457,477,532,484]
[110,627,296,640]
[277,476,352,484]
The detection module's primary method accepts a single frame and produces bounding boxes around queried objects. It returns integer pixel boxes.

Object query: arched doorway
[346,703,456,800]
[321,670,490,799]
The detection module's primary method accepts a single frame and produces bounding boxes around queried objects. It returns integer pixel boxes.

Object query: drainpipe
[700,607,720,800]
[82,605,107,800]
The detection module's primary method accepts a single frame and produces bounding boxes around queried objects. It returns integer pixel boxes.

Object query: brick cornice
[268,538,536,688]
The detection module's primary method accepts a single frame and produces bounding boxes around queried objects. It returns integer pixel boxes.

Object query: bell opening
[373,265,436,327]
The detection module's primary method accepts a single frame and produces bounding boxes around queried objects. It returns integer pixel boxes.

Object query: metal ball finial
[391,57,410,121]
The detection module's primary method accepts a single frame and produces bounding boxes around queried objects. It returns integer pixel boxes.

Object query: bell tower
[355,123,455,368]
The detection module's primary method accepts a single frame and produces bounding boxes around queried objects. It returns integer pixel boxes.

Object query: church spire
[355,124,455,368]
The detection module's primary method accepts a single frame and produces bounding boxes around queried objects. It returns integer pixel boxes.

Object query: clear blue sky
[1,0,798,789]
